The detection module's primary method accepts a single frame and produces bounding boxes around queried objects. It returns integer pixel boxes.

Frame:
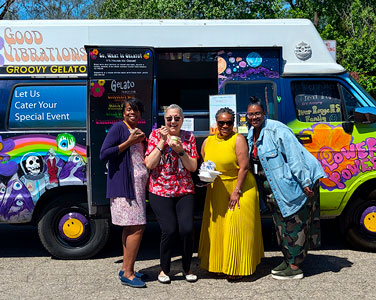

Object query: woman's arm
[229,134,250,210]
[178,148,197,172]
[144,127,168,170]
[278,128,312,189]
[99,125,120,161]
[169,133,198,172]
[200,138,207,160]
[118,129,145,153]
[100,125,144,161]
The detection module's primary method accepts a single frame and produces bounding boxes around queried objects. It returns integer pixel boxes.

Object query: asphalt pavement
[0,219,375,300]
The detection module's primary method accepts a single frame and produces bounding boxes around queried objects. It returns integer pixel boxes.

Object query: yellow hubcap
[62,218,84,239]
[363,212,376,233]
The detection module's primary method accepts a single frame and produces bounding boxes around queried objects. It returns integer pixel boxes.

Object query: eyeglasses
[217,120,234,127]
[165,116,181,122]
[247,112,263,118]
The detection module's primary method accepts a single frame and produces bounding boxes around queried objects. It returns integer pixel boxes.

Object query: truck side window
[8,85,86,129]
[339,85,361,120]
[292,81,343,122]
[223,82,276,120]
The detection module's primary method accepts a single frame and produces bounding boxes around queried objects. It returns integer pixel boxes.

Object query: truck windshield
[350,75,376,108]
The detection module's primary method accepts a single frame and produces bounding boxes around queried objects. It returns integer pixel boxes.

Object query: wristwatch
[236,188,242,195]
[178,151,185,157]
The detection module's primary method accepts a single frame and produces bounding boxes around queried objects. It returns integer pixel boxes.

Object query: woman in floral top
[145,104,198,284]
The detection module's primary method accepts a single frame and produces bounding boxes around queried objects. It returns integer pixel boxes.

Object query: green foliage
[302,0,376,97]
[0,0,16,19]
[10,0,100,19]
[99,0,253,19]
[97,0,376,96]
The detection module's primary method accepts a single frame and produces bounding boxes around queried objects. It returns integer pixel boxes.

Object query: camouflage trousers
[270,181,321,266]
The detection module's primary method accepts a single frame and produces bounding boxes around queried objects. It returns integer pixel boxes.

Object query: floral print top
[146,129,199,197]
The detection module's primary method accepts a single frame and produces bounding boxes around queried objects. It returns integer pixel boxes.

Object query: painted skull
[25,156,41,175]
[21,153,44,176]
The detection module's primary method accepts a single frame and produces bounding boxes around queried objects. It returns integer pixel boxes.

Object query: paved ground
[0,219,375,300]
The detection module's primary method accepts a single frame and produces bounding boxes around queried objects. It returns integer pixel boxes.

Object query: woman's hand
[228,191,240,210]
[169,139,184,154]
[128,128,145,145]
[118,128,145,153]
[303,186,314,197]
[159,126,169,143]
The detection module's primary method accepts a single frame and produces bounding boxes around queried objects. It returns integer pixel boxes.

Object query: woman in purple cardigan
[100,98,148,288]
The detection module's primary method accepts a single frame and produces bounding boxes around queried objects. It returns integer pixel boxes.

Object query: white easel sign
[209,94,237,134]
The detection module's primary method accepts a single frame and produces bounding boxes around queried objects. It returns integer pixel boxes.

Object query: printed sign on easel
[209,94,237,134]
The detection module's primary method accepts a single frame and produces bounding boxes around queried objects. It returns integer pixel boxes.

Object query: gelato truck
[0,19,376,259]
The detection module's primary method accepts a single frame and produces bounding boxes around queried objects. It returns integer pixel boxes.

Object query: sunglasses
[217,120,234,127]
[247,112,263,118]
[165,116,181,122]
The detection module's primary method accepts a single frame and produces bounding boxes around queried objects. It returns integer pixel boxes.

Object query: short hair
[122,98,144,114]
[164,104,184,118]
[215,107,235,121]
[248,96,265,112]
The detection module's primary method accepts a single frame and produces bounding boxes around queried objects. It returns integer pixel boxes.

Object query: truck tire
[340,196,376,251]
[37,194,110,259]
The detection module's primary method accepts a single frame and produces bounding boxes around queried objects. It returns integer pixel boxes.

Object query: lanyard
[123,120,132,130]
[253,135,257,159]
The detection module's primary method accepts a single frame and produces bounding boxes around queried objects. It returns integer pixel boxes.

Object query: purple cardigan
[99,121,135,199]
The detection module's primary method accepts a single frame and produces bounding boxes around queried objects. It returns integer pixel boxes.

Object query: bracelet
[155,145,163,153]
[235,187,243,195]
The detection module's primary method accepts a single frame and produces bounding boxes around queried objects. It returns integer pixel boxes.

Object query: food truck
[0,19,376,259]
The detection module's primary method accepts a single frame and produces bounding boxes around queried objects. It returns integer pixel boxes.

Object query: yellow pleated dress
[198,132,264,276]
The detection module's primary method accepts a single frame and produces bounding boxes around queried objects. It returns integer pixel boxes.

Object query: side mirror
[354,107,376,124]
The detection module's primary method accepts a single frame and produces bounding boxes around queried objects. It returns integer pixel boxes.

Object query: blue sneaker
[118,270,146,280]
[120,276,146,288]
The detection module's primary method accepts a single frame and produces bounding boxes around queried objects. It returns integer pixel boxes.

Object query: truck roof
[0,19,345,76]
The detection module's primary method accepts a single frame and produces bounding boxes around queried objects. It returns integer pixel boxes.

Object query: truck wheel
[340,196,376,251]
[38,195,109,259]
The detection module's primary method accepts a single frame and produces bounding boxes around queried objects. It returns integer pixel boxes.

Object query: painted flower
[91,82,105,97]
[98,80,105,86]
[89,50,97,60]
[0,136,18,176]
[300,123,354,189]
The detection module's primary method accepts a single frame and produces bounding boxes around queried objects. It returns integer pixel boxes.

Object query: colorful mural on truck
[0,133,86,223]
[217,49,280,92]
[292,122,376,191]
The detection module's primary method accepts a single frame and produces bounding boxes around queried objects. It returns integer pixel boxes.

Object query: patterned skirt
[110,143,148,226]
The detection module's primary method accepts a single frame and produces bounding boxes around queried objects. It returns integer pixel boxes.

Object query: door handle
[296,134,312,144]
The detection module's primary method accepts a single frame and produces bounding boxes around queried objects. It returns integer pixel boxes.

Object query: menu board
[86,46,154,206]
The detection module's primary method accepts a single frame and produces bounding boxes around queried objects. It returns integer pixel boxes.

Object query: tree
[283,0,376,97]
[0,0,16,19]
[10,0,104,19]
[99,0,253,19]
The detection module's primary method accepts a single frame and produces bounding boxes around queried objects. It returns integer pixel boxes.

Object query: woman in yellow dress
[198,107,264,279]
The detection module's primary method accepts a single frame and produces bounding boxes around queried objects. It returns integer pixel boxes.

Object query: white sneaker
[184,273,198,283]
[157,273,171,284]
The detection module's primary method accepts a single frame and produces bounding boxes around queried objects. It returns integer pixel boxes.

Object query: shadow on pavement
[0,216,352,260]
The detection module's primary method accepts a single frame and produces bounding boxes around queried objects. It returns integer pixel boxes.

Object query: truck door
[283,76,376,215]
[86,46,154,215]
